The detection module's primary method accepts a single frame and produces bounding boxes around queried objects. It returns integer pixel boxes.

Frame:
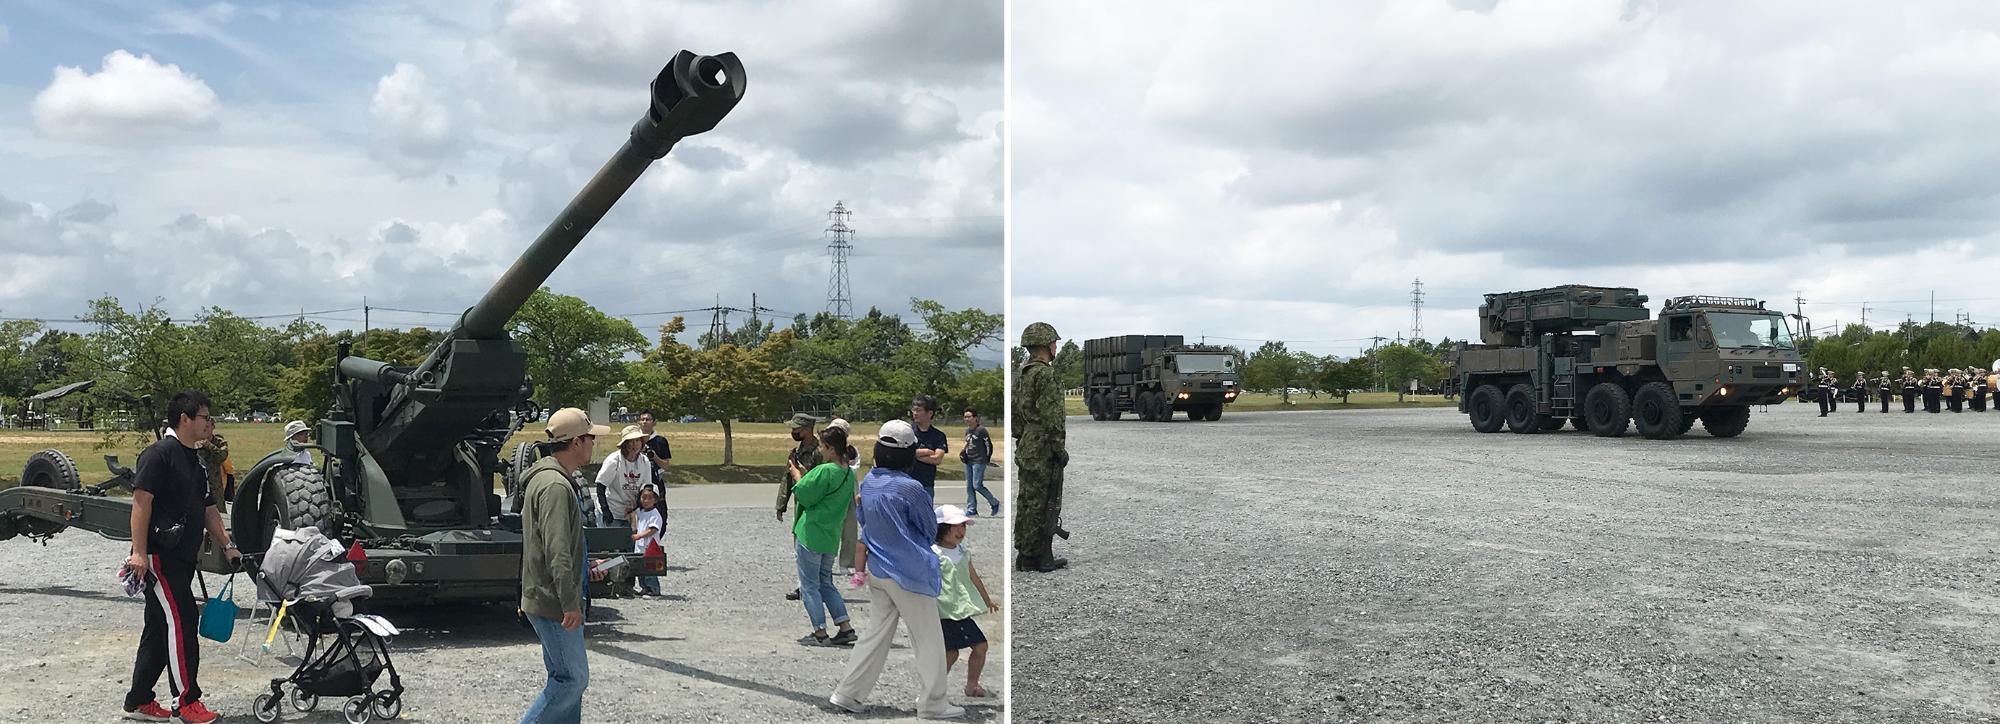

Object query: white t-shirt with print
[631,508,666,554]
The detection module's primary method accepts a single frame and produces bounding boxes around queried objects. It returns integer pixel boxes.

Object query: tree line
[0,291,1001,462]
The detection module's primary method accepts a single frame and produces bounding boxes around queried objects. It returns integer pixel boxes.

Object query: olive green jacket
[519,456,584,621]
[1012,358,1067,471]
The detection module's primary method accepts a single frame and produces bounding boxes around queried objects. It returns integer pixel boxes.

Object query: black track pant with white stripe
[126,553,202,711]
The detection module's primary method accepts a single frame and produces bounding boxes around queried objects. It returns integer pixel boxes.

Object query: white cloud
[31,50,220,141]
[368,63,464,177]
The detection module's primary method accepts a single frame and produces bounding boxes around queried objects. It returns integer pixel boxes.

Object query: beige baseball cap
[546,408,611,442]
[877,419,917,449]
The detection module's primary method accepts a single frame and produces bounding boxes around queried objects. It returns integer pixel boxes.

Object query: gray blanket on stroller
[256,527,372,614]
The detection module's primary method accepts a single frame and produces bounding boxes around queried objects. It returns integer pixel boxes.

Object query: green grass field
[0,420,1003,489]
[1065,390,1458,416]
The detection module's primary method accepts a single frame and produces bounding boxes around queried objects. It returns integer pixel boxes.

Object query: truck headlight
[1718,387,1729,396]
[385,558,409,585]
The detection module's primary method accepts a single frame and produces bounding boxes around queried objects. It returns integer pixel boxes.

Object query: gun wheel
[22,449,80,491]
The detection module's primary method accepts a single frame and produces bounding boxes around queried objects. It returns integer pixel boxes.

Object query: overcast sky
[1010,0,2000,358]
[0,0,1000,352]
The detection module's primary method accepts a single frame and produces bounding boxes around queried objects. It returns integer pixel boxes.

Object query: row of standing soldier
[1815,367,1997,415]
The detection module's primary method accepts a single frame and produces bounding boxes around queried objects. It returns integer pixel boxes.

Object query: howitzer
[219,50,746,602]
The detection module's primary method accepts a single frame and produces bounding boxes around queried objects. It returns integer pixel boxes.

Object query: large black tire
[1503,384,1544,434]
[1086,394,1103,421]
[1633,382,1684,440]
[1205,405,1223,421]
[506,442,538,513]
[1135,392,1154,422]
[1105,395,1122,421]
[1157,397,1176,423]
[1701,406,1751,438]
[1675,413,1697,436]
[1468,385,1505,433]
[22,449,81,491]
[262,464,336,538]
[1568,416,1586,431]
[1583,383,1632,437]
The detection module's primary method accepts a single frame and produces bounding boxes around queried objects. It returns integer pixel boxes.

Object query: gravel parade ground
[0,482,1008,723]
[1012,403,1999,723]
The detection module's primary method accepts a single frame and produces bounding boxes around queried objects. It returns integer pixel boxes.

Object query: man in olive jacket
[519,408,609,723]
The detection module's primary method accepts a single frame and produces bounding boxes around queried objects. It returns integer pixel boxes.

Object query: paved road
[1012,403,1999,723]
[0,480,1009,723]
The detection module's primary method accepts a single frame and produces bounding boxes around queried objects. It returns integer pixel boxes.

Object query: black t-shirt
[643,433,671,484]
[133,433,216,560]
[911,423,949,487]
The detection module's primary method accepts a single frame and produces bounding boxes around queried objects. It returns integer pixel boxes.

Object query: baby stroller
[247,526,406,724]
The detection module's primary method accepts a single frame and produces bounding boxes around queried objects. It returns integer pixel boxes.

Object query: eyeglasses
[194,414,215,422]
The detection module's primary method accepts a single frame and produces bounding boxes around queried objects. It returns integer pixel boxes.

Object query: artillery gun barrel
[458,50,746,339]
[339,356,418,385]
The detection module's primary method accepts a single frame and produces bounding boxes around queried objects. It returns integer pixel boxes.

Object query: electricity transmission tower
[825,201,854,320]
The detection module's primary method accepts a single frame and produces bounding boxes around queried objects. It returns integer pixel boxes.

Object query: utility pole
[1930,291,1935,324]
[1860,302,1868,331]
[363,296,370,340]
[1368,335,1388,392]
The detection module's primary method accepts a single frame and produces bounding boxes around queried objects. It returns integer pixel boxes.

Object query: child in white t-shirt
[630,485,667,597]
[933,505,996,698]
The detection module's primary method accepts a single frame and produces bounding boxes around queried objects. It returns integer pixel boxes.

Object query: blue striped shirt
[857,467,942,597]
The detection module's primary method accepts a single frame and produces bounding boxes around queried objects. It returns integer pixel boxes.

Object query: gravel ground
[0,481,1008,723]
[1012,403,1999,723]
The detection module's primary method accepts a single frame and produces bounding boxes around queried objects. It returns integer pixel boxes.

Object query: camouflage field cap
[786,412,821,429]
[1020,321,1060,347]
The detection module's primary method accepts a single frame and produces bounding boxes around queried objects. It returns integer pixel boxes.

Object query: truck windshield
[1704,313,1795,349]
[1173,353,1237,373]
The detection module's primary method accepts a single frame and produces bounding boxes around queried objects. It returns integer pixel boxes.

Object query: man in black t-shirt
[121,390,240,724]
[909,395,949,499]
[637,410,673,487]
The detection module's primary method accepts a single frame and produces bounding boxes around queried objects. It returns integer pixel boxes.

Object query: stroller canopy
[255,526,373,605]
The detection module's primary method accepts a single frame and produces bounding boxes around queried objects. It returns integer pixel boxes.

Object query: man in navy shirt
[908,395,949,500]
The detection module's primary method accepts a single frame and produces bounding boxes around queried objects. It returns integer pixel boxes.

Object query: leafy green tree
[511,288,646,410]
[625,316,811,465]
[1053,340,1083,390]
[0,320,45,399]
[1243,341,1303,401]
[1377,343,1437,402]
[950,367,1004,422]
[1317,357,1371,403]
[80,296,202,411]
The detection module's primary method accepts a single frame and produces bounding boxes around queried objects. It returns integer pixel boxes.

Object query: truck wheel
[1503,384,1543,433]
[260,464,336,544]
[1568,416,1586,431]
[1583,383,1631,437]
[1206,405,1223,421]
[1468,385,1505,433]
[1701,407,1751,438]
[22,449,81,490]
[1133,392,1152,422]
[1633,382,1684,439]
[1156,395,1176,422]
[1106,398,1123,421]
[1675,413,1697,436]
[1086,394,1103,421]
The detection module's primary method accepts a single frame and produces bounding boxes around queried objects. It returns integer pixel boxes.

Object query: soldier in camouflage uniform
[1013,322,1069,573]
[777,413,824,600]
[197,432,231,512]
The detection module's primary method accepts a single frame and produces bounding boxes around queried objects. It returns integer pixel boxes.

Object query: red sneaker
[175,700,220,724]
[123,701,172,721]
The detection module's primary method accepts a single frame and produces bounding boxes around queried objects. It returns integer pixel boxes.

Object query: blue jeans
[964,463,999,514]
[794,541,849,631]
[521,613,588,723]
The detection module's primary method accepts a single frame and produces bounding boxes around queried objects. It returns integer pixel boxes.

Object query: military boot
[1035,537,1068,572]
[1015,552,1042,571]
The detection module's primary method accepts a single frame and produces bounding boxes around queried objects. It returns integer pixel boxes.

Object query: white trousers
[832,575,950,716]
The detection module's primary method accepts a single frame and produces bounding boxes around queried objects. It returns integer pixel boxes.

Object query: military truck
[1452,285,1803,439]
[0,49,745,603]
[1083,335,1243,422]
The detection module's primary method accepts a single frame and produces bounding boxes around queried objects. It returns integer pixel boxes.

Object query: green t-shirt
[790,462,855,555]
[934,542,985,621]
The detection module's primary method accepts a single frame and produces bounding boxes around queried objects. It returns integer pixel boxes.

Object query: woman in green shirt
[791,427,859,646]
